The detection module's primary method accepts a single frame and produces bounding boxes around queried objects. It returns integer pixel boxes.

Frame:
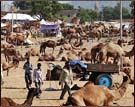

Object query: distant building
[57,9,79,22]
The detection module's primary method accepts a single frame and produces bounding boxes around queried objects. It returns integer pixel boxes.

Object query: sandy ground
[1,37,134,106]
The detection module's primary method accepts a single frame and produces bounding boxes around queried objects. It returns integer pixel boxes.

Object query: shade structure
[40,25,59,31]
[1,13,36,21]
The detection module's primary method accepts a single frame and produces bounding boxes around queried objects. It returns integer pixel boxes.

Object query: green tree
[102,6,114,21]
[113,3,130,19]
[129,0,134,18]
[14,0,74,20]
[77,7,100,22]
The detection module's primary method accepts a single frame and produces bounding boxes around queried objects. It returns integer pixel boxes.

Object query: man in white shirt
[59,61,73,99]
[33,63,43,98]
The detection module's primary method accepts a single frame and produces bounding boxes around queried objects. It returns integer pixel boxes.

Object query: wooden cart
[86,64,120,88]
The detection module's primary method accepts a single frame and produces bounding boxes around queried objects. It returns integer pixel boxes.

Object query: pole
[120,0,123,67]
[120,0,122,39]
[11,5,14,34]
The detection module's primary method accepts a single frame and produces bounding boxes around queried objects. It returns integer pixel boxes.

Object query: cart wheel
[95,74,112,88]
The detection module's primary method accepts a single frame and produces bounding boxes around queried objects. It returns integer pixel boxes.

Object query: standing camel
[39,40,62,55]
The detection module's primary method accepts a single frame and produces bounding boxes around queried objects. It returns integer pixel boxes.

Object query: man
[33,63,43,98]
[23,57,33,89]
[59,61,73,99]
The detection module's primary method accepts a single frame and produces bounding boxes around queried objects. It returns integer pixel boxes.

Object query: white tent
[40,19,58,25]
[1,13,36,21]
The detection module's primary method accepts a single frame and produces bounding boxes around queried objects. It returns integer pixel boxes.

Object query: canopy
[40,25,59,31]
[1,13,36,21]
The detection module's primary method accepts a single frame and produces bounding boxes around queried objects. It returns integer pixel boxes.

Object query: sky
[58,1,131,11]
[1,1,131,12]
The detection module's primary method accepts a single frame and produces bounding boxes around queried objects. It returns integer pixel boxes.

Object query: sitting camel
[38,54,55,61]
[1,88,41,106]
[25,48,39,57]
[63,74,130,106]
[78,51,91,61]
[2,59,19,76]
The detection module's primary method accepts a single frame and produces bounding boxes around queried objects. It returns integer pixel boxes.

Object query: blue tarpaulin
[40,25,58,31]
[69,60,87,69]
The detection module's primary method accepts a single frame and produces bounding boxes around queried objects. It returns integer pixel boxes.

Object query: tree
[14,0,74,20]
[113,2,130,19]
[77,7,100,22]
[129,0,134,18]
[102,6,114,21]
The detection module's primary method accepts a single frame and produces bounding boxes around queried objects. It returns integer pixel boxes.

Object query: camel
[6,33,25,46]
[46,62,85,81]
[1,43,15,49]
[39,39,62,55]
[91,43,106,63]
[98,42,125,64]
[63,74,130,106]
[124,46,134,59]
[2,59,19,76]
[6,34,16,45]
[38,54,55,61]
[117,39,127,47]
[122,57,132,67]
[128,40,134,45]
[1,88,41,106]
[15,33,25,46]
[4,47,24,63]
[4,47,18,63]
[78,51,91,61]
[46,64,63,80]
[25,48,39,57]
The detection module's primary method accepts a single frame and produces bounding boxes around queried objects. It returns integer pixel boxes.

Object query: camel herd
[1,21,134,106]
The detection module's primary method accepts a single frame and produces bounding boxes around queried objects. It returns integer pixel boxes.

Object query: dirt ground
[1,37,134,106]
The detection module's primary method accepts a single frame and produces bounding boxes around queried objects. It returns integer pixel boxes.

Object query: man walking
[33,63,43,98]
[59,61,73,99]
[23,57,33,89]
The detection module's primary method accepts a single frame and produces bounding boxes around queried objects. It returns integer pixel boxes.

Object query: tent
[1,13,36,21]
[40,24,59,31]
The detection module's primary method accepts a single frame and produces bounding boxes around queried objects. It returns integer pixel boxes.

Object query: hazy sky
[58,1,131,11]
[1,1,131,12]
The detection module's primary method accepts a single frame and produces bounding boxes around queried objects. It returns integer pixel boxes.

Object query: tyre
[95,73,113,88]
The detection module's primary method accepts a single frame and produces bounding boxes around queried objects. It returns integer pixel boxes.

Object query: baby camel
[63,73,130,106]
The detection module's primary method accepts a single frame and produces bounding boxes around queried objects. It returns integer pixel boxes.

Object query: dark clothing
[60,82,71,99]
[23,62,33,89]
[25,73,32,89]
